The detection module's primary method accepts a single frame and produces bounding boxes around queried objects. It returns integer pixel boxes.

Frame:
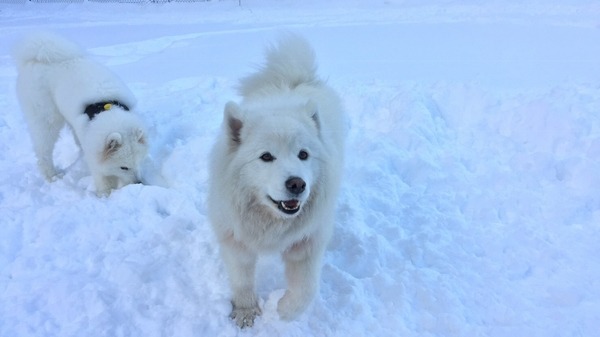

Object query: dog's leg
[220,237,261,328]
[22,102,65,181]
[278,236,324,320]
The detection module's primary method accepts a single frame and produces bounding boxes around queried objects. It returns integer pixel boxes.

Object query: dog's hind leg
[15,67,66,181]
[20,98,65,181]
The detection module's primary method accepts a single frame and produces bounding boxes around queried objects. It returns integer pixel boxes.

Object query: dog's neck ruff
[84,100,129,120]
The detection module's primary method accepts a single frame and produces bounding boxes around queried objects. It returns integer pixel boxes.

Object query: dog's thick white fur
[208,35,345,327]
[13,33,148,195]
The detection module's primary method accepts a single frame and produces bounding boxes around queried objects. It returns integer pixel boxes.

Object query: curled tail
[12,32,84,69]
[239,34,319,96]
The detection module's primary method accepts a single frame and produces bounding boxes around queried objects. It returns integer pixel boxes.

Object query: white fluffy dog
[208,35,345,327]
[13,33,148,196]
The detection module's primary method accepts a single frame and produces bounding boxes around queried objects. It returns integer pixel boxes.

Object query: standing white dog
[208,35,345,327]
[13,33,148,196]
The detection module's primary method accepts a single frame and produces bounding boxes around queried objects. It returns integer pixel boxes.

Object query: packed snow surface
[1,1,600,336]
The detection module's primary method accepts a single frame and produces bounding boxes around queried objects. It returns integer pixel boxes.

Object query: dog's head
[223,99,323,218]
[100,128,148,187]
[88,110,149,189]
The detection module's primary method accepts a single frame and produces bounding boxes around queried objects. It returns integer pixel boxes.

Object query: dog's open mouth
[269,197,301,215]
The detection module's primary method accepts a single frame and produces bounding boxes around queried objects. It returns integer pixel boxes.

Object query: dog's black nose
[285,177,306,195]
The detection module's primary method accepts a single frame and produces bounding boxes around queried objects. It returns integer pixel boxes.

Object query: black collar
[84,100,130,120]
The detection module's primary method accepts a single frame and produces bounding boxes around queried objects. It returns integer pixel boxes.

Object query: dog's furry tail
[238,34,319,96]
[12,32,85,69]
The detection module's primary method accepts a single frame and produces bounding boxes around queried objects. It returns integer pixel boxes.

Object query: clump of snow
[1,1,599,336]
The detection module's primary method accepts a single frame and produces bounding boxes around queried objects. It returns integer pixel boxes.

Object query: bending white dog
[13,33,148,196]
[208,35,345,327]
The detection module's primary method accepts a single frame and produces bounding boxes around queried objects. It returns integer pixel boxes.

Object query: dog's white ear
[103,132,122,160]
[225,101,243,145]
[305,100,320,131]
[135,128,146,145]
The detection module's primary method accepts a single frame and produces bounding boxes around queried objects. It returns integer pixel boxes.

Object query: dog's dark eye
[120,166,129,171]
[260,152,275,162]
[298,150,309,160]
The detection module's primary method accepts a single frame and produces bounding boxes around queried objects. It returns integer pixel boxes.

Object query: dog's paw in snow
[230,303,262,328]
[277,289,313,321]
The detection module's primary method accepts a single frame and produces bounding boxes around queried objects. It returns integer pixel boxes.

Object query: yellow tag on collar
[103,103,112,110]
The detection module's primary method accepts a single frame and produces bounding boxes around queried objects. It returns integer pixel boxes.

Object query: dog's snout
[286,177,306,195]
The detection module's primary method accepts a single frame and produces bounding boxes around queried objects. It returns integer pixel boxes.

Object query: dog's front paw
[277,290,311,321]
[230,303,262,328]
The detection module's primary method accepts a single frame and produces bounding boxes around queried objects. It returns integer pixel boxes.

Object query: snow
[1,1,600,336]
